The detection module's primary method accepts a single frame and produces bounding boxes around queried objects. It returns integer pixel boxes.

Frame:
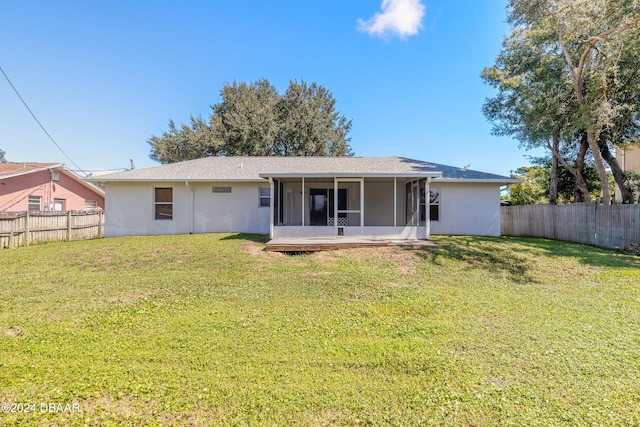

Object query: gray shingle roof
[90,156,518,183]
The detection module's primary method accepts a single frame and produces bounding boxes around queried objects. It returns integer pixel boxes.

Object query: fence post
[67,211,72,242]
[25,211,30,247]
[593,203,598,246]
[9,217,15,249]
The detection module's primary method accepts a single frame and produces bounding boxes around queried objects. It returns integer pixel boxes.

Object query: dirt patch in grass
[2,325,22,338]
[241,240,285,260]
[81,395,142,418]
[486,376,509,388]
[241,240,266,255]
[311,246,426,276]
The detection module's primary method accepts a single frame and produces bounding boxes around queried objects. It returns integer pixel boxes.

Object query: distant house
[0,162,105,212]
[93,156,518,240]
[619,144,640,173]
[616,144,640,203]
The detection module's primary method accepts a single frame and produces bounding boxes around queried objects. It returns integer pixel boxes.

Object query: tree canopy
[0,148,5,163]
[149,79,353,163]
[508,158,604,205]
[483,0,640,204]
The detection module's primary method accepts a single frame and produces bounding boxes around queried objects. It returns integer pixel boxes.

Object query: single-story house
[0,162,105,212]
[91,156,518,240]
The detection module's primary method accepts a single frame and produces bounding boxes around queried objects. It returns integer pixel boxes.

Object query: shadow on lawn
[418,236,537,284]
[220,233,270,244]
[421,236,640,285]
[507,236,640,269]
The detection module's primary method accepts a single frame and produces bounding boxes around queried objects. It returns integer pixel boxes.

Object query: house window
[85,200,98,210]
[155,187,173,220]
[259,187,270,207]
[429,187,440,221]
[53,199,66,211]
[28,195,41,211]
[212,186,232,193]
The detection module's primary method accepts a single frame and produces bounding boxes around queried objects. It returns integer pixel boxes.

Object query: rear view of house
[93,156,518,240]
[0,162,105,212]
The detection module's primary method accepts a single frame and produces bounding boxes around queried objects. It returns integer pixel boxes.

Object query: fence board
[0,211,104,249]
[501,204,640,249]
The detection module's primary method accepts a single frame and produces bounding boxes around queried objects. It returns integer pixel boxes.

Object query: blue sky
[0,0,543,176]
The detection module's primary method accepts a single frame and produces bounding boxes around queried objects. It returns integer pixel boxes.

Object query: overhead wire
[0,65,88,176]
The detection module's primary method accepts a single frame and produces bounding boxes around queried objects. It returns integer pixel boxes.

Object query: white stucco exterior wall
[104,180,503,238]
[429,182,501,236]
[104,181,270,237]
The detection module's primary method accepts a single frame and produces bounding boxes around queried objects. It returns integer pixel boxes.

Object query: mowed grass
[1,234,639,426]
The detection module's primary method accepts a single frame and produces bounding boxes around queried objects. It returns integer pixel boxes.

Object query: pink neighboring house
[0,162,105,212]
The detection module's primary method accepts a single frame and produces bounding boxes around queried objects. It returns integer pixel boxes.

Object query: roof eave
[432,178,522,184]
[91,178,267,183]
[259,172,443,179]
[0,163,64,180]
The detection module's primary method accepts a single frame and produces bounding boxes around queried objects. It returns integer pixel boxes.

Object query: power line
[0,65,87,175]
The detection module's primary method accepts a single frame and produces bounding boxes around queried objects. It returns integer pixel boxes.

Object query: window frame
[429,186,440,222]
[28,195,41,211]
[53,198,66,212]
[258,187,270,208]
[154,187,173,220]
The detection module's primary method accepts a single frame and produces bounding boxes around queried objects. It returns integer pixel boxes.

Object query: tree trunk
[573,135,591,203]
[600,143,634,204]
[548,130,559,204]
[545,134,591,203]
[586,126,612,204]
[558,32,612,205]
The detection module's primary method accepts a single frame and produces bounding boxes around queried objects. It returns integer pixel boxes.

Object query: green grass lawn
[1,234,639,426]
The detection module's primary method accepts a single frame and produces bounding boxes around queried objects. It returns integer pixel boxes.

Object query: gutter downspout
[185,181,194,234]
[425,177,432,240]
[268,177,274,239]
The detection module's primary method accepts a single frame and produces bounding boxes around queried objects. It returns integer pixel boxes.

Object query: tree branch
[544,136,578,176]
[558,26,580,93]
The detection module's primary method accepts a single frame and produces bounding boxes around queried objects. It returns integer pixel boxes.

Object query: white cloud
[357,0,426,39]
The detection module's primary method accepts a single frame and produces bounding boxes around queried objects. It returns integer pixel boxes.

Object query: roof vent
[50,169,60,182]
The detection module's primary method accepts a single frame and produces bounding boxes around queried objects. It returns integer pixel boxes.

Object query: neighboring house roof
[0,162,62,179]
[0,162,105,196]
[91,156,519,184]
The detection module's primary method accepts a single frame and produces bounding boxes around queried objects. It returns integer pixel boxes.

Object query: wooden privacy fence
[0,210,104,249]
[501,203,640,249]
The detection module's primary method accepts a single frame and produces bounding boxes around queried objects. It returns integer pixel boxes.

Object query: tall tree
[484,0,640,204]
[551,0,639,204]
[482,21,592,202]
[0,148,6,163]
[148,79,353,163]
[279,80,353,156]
[148,116,219,164]
[210,79,281,156]
[509,166,550,205]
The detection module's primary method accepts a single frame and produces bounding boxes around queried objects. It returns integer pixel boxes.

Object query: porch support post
[360,178,364,229]
[425,177,432,240]
[268,177,274,239]
[301,177,305,227]
[334,176,338,235]
[393,176,397,227]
